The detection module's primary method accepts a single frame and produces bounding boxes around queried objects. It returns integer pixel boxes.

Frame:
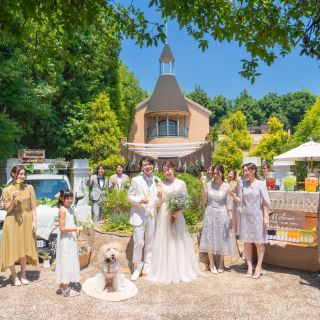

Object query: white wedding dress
[148,178,201,284]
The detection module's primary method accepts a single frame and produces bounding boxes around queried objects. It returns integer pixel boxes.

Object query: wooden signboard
[269,209,306,230]
[18,149,45,163]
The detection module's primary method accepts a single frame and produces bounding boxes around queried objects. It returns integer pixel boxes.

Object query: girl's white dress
[148,178,201,284]
[55,206,80,284]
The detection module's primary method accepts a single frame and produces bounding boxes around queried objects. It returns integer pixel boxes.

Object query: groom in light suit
[128,156,158,281]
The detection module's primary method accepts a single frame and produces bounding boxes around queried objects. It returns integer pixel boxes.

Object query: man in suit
[108,164,130,191]
[128,156,159,281]
[87,164,108,221]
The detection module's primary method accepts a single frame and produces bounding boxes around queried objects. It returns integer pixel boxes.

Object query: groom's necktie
[143,175,153,188]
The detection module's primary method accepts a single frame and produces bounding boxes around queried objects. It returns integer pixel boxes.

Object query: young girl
[55,190,81,297]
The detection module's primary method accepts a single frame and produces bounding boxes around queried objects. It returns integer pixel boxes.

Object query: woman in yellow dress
[0,166,38,285]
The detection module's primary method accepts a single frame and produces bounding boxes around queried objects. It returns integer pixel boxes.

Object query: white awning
[125,142,208,158]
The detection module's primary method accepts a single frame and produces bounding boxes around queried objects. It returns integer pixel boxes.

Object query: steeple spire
[159,43,175,74]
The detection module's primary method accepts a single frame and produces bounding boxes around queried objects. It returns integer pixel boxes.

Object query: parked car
[0,174,71,255]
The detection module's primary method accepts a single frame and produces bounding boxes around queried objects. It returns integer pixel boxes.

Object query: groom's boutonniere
[154,176,160,186]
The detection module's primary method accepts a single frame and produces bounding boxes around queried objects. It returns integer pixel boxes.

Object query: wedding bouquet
[166,191,191,223]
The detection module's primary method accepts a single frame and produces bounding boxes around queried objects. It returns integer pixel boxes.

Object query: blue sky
[119,2,320,100]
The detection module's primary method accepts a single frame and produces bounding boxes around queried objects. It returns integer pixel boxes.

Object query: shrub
[101,188,131,217]
[102,214,133,235]
[176,173,205,232]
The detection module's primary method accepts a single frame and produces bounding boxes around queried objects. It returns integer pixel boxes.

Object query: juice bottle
[266,172,276,191]
[299,230,305,243]
[284,172,297,191]
[305,173,319,192]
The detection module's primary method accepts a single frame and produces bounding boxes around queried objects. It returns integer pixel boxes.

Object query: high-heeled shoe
[210,266,218,274]
[11,274,22,286]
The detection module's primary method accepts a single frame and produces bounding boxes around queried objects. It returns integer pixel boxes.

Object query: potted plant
[48,158,70,174]
[39,252,51,268]
[78,240,92,269]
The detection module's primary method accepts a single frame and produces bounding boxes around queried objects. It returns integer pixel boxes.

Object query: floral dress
[199,181,237,255]
[239,180,271,243]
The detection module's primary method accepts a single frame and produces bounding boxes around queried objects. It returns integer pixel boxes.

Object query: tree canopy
[2,1,320,81]
[186,85,316,130]
[213,111,251,171]
[287,98,320,148]
[0,14,147,163]
[64,93,122,167]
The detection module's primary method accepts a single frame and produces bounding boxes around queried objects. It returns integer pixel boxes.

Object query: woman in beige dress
[0,166,38,285]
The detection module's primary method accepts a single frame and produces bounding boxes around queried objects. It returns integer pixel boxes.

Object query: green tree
[187,85,212,110]
[288,98,320,147]
[64,93,122,167]
[4,1,320,82]
[0,114,23,160]
[187,86,232,127]
[210,95,232,126]
[187,85,215,126]
[220,111,252,150]
[234,90,264,126]
[118,63,148,136]
[257,93,288,127]
[280,91,316,131]
[213,139,243,172]
[213,111,251,171]
[250,116,288,163]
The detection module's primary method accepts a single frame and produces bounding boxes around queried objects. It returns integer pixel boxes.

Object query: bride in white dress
[148,161,201,284]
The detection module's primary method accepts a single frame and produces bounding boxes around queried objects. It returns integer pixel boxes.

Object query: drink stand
[264,140,320,271]
[264,191,319,272]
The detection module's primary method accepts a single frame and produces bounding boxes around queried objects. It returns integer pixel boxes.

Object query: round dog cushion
[82,276,138,301]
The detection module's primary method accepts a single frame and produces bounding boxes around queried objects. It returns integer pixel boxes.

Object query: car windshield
[26,179,69,200]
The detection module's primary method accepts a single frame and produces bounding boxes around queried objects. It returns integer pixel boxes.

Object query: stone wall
[86,228,240,274]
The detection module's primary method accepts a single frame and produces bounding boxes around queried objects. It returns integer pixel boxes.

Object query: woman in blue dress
[230,163,271,279]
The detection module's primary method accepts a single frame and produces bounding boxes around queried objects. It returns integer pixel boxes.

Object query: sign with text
[269,209,306,230]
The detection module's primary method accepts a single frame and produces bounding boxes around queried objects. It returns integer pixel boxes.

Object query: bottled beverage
[284,172,297,191]
[305,173,319,192]
[300,230,305,243]
[266,172,276,191]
